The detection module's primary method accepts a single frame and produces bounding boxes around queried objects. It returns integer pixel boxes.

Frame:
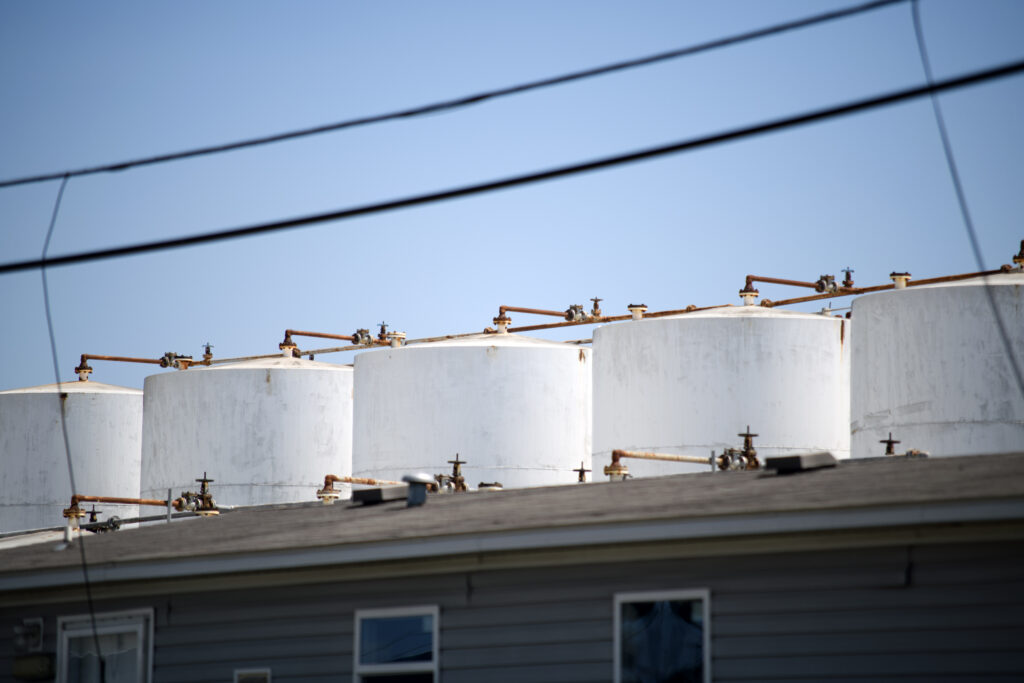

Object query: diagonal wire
[910,0,1024,399]
[1,56,1023,277]
[0,0,906,189]
[40,174,107,676]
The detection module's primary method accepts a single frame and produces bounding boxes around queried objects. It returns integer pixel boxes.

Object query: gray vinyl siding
[2,539,1023,682]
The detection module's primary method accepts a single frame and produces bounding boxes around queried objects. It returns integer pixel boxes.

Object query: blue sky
[1,0,1022,391]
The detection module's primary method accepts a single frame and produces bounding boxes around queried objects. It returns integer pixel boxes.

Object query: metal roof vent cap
[764,451,837,475]
[402,473,434,507]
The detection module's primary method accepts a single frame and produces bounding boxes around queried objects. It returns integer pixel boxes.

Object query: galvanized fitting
[387,331,406,348]
[627,304,647,320]
[564,304,587,322]
[815,274,838,293]
[352,328,373,346]
[890,272,911,289]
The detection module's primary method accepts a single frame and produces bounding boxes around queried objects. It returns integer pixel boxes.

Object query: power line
[2,57,1022,276]
[910,0,1024,399]
[40,174,108,677]
[0,0,905,190]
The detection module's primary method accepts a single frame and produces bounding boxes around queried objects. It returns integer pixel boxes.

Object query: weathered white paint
[141,357,353,506]
[353,334,592,489]
[0,381,143,532]
[851,272,1024,458]
[593,306,851,477]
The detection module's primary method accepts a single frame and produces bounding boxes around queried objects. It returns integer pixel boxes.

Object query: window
[354,605,439,682]
[57,608,154,683]
[614,590,710,683]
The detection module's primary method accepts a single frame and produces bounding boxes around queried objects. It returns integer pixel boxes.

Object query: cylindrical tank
[593,306,851,477]
[352,334,592,489]
[141,357,353,506]
[851,272,1024,458]
[0,380,143,532]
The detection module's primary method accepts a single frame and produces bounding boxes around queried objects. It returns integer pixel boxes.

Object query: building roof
[1,453,1022,592]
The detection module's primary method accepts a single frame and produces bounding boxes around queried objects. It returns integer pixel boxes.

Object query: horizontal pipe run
[325,474,404,487]
[506,304,731,333]
[612,449,712,465]
[203,352,284,365]
[80,354,163,365]
[71,495,170,508]
[297,342,387,357]
[745,275,819,290]
[499,305,568,318]
[766,267,1011,308]
[286,329,356,342]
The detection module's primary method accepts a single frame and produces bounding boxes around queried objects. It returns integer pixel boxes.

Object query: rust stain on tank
[840,319,845,347]
[578,349,586,362]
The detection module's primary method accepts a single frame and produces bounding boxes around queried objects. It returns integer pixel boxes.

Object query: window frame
[56,607,154,683]
[353,604,440,682]
[613,589,710,683]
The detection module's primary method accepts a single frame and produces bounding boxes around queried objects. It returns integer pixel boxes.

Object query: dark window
[616,591,709,683]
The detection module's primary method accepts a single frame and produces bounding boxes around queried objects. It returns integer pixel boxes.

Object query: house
[2,452,1023,682]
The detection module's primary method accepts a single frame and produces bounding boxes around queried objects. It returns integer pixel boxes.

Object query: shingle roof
[2,453,1022,584]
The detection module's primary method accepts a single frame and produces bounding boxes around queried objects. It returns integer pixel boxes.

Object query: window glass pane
[68,632,139,683]
[359,614,434,665]
[621,599,703,683]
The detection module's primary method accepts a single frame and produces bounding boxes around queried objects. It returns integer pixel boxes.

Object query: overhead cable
[1,57,1022,276]
[39,174,109,671]
[909,0,1024,399]
[0,0,905,189]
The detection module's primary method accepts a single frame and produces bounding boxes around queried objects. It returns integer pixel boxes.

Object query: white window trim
[56,607,154,683]
[613,589,710,683]
[353,604,440,682]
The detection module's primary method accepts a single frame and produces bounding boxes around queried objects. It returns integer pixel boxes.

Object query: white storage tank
[851,272,1024,458]
[141,356,353,506]
[352,334,592,489]
[593,305,851,477]
[0,380,143,532]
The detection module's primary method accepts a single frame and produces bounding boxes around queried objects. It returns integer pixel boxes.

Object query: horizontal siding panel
[157,613,351,646]
[155,653,344,683]
[443,599,610,628]
[714,651,1024,679]
[715,603,1024,636]
[442,660,609,683]
[442,640,609,669]
[714,627,1024,658]
[713,581,1024,615]
[156,633,347,666]
[443,618,609,649]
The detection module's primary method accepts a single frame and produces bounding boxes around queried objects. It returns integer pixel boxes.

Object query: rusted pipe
[505,304,730,333]
[322,474,403,489]
[79,354,163,365]
[71,494,170,508]
[498,305,569,319]
[765,267,1012,308]
[285,329,357,343]
[744,275,820,291]
[611,449,712,465]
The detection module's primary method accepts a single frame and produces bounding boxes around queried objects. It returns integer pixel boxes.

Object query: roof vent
[764,451,837,474]
[403,473,435,507]
[352,485,408,506]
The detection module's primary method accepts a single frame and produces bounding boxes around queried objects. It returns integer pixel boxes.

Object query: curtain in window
[67,632,139,683]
